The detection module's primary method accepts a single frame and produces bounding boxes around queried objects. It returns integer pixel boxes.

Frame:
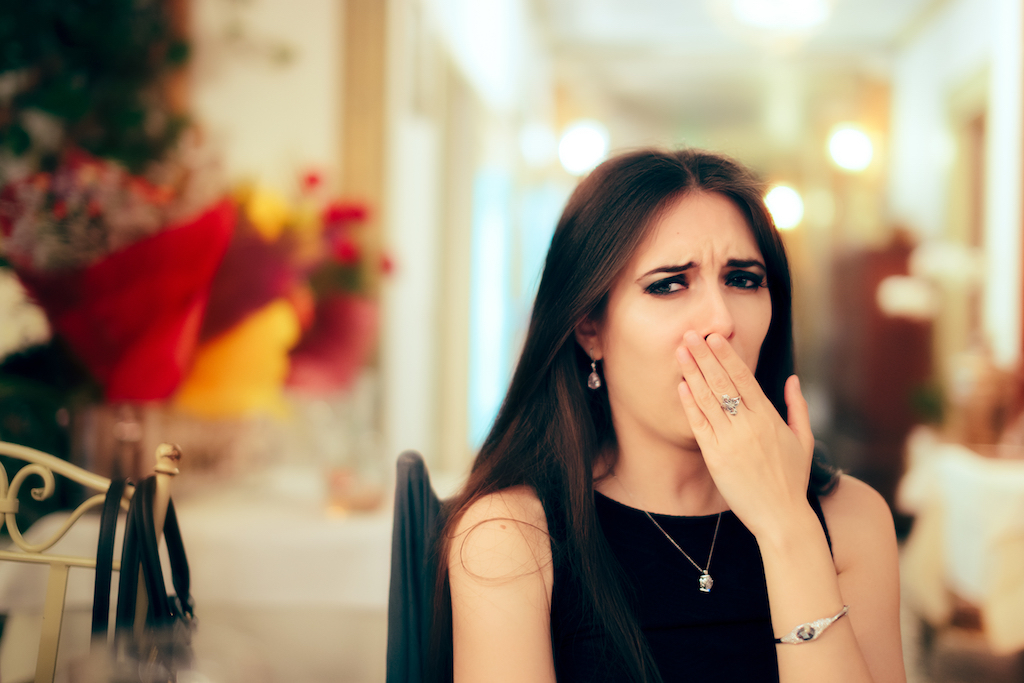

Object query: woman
[434,149,904,683]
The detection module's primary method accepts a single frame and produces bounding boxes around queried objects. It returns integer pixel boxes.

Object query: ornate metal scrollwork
[0,441,178,556]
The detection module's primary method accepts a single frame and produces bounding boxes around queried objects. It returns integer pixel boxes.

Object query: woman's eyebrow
[727,258,766,270]
[636,262,696,281]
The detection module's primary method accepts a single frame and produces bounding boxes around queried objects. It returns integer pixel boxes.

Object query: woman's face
[583,191,773,449]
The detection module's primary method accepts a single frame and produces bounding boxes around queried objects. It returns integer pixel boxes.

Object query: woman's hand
[675,330,815,538]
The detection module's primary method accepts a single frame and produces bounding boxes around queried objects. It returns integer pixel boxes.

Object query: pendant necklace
[612,473,723,593]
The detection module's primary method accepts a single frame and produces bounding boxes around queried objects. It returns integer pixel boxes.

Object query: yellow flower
[174,299,301,418]
[245,187,292,241]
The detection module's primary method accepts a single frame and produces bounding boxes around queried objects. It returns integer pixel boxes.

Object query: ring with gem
[720,394,741,416]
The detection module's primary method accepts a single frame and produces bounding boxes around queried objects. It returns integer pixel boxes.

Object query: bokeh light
[828,125,873,171]
[764,185,804,229]
[557,120,610,176]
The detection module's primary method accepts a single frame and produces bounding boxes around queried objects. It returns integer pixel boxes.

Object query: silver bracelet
[774,605,849,644]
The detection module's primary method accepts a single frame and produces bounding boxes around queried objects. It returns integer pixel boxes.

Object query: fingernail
[707,333,724,348]
[684,330,700,345]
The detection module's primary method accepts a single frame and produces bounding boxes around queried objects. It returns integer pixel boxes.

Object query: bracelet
[774,605,849,644]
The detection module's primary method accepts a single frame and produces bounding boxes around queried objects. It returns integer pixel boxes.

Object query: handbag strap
[137,476,172,625]
[115,476,144,631]
[114,475,193,630]
[161,499,192,617]
[92,478,127,636]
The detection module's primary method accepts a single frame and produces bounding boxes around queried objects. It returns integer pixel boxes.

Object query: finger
[676,379,718,444]
[784,375,815,456]
[705,333,771,412]
[682,331,741,408]
[677,345,733,430]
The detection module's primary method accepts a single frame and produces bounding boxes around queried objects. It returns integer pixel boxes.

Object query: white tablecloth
[899,428,1024,653]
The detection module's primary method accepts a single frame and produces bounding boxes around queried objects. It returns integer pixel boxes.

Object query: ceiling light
[765,185,803,230]
[558,120,609,176]
[828,125,873,171]
[730,0,831,31]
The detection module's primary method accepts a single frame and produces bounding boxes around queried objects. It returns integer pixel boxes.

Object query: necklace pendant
[699,572,713,593]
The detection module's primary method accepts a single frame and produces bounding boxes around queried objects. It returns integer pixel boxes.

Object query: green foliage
[0,342,99,530]
[0,0,189,173]
[910,382,945,425]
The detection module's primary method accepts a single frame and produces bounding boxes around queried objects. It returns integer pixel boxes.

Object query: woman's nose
[693,284,735,341]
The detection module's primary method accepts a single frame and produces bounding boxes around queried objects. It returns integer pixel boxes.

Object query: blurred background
[0,0,1022,681]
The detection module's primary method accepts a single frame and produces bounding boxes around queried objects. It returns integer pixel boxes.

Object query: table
[899,427,1024,654]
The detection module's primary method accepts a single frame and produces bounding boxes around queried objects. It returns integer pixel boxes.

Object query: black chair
[386,450,443,683]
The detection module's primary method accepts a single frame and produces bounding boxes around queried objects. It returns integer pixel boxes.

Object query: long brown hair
[430,148,838,682]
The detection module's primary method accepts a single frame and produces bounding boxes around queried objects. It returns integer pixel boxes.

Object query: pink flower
[301,171,323,193]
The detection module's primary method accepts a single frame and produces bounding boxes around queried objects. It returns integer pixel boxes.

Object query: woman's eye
[645,276,687,295]
[727,271,766,289]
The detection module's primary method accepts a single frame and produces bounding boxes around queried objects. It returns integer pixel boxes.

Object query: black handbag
[92,476,195,682]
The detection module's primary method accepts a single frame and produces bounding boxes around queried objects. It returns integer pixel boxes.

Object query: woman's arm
[675,332,905,682]
[820,475,904,682]
[758,474,904,683]
[448,486,556,683]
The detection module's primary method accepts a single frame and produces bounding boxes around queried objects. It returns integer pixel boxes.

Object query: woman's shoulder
[454,485,549,533]
[818,474,897,573]
[449,486,553,581]
[448,485,558,682]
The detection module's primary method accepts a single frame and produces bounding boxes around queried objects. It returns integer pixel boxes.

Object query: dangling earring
[587,349,602,390]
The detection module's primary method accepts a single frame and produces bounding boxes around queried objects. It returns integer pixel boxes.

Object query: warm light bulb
[558,120,609,176]
[829,126,873,171]
[765,185,804,230]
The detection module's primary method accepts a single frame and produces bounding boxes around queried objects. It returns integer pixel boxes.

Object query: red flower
[380,253,394,275]
[332,238,361,265]
[322,201,367,228]
[52,201,67,220]
[287,295,379,395]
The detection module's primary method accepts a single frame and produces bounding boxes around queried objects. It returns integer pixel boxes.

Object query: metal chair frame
[0,440,178,683]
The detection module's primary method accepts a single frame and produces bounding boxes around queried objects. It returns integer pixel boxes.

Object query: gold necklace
[612,474,723,593]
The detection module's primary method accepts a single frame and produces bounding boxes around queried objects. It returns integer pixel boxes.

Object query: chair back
[386,450,443,683]
[0,440,179,683]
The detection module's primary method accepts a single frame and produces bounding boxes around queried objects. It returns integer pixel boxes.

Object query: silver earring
[587,349,602,390]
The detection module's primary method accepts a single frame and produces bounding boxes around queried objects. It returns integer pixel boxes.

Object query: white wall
[190,0,342,191]
[887,0,993,239]
[888,0,1023,368]
[983,0,1024,369]
[381,0,556,471]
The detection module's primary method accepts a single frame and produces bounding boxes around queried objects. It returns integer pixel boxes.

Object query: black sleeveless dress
[550,491,832,683]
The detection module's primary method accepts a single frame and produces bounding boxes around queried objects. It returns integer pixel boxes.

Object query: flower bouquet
[172,175,387,419]
[0,148,235,402]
